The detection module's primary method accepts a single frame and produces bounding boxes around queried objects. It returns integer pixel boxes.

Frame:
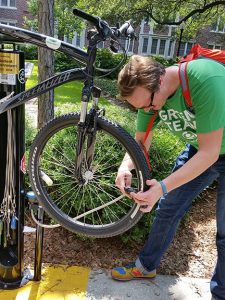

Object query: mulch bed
[24,188,217,279]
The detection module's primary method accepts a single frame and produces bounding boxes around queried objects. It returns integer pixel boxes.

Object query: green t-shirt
[137,59,225,154]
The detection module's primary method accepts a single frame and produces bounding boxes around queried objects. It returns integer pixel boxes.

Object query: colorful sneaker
[111,262,156,281]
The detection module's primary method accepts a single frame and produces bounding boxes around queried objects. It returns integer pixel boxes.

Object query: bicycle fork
[75,87,102,183]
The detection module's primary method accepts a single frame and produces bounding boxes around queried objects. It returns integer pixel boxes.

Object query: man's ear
[159,76,163,85]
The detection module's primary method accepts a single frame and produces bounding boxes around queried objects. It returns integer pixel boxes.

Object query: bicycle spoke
[93,182,127,217]
[29,114,148,237]
[88,182,117,223]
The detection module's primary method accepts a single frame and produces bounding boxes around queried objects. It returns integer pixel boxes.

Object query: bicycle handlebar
[73,8,135,40]
[73,8,101,27]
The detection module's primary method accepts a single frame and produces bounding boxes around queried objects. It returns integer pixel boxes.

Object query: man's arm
[132,128,223,212]
[115,131,154,192]
[164,128,223,192]
[119,131,153,171]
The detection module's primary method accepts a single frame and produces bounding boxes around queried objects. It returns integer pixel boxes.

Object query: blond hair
[118,55,165,98]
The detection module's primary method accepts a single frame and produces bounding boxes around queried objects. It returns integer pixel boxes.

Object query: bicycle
[0,8,151,238]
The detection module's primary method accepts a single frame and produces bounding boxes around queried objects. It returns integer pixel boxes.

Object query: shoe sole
[111,272,156,281]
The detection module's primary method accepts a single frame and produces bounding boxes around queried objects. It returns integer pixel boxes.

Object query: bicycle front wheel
[28,113,151,237]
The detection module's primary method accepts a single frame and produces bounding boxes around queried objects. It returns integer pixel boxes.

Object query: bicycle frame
[0,23,102,182]
[0,23,89,113]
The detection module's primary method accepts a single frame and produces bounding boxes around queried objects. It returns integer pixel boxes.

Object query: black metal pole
[33,206,44,281]
[177,28,184,57]
[0,47,30,289]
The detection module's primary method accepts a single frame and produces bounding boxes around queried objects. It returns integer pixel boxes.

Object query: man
[111,55,225,300]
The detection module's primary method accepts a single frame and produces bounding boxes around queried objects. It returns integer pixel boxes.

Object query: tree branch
[133,1,225,25]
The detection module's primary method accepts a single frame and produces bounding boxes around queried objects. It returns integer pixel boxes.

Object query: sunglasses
[139,92,155,110]
[150,92,155,107]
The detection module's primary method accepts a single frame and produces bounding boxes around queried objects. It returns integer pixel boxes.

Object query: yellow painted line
[0,264,90,300]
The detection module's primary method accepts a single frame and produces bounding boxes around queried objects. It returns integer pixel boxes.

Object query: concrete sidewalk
[86,269,212,300]
[0,264,213,300]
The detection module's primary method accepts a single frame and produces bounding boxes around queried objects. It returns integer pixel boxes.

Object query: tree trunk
[38,0,54,129]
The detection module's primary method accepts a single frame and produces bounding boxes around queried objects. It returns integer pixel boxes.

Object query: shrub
[54,52,83,72]
[94,78,118,98]
[151,55,177,67]
[95,48,125,79]
[19,44,38,60]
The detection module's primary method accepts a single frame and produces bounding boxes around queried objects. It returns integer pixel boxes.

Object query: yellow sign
[0,52,19,74]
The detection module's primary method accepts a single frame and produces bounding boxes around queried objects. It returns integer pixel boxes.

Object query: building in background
[1,1,225,58]
[0,0,29,27]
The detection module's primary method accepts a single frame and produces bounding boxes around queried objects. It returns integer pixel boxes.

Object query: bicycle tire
[28,113,151,237]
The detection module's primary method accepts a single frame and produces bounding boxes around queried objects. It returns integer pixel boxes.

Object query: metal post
[0,44,30,289]
[177,21,185,57]
[33,206,44,281]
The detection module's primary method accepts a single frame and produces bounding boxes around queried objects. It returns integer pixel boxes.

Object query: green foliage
[25,117,38,189]
[83,0,225,41]
[19,44,38,60]
[26,0,85,38]
[150,125,185,180]
[54,52,83,72]
[152,55,177,67]
[96,48,126,79]
[121,211,156,243]
[94,78,118,98]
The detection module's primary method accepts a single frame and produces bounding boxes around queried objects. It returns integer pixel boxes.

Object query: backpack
[179,43,225,107]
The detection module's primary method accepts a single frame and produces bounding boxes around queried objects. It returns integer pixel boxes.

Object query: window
[0,0,16,7]
[142,37,149,53]
[76,34,80,47]
[168,40,174,57]
[186,42,193,54]
[151,38,158,54]
[128,39,133,52]
[208,43,221,50]
[178,41,194,56]
[140,36,172,57]
[66,37,72,44]
[118,37,134,53]
[150,38,166,56]
[159,40,166,55]
[71,31,85,49]
[0,20,16,26]
[119,37,126,50]
[211,17,225,33]
[178,42,185,56]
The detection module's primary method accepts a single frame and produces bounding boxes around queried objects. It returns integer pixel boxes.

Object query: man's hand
[130,179,163,212]
[115,169,132,194]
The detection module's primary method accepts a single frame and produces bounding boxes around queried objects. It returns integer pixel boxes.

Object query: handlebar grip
[115,20,135,38]
[73,8,99,26]
[118,21,130,34]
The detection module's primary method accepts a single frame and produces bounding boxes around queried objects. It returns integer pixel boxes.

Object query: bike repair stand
[0,39,44,289]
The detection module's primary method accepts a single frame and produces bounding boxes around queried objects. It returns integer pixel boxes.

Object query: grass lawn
[25,60,138,133]
[26,60,108,107]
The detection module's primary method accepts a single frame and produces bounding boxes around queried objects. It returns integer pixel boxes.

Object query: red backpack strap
[179,62,192,107]
[142,111,158,170]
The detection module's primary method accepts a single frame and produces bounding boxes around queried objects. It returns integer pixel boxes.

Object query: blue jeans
[136,144,225,300]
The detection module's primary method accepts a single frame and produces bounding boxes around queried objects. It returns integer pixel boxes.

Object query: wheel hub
[83,170,94,183]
